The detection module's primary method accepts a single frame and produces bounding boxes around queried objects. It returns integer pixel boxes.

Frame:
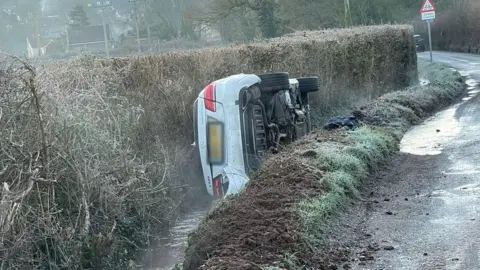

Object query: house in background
[24,11,67,58]
[42,16,66,40]
[43,26,66,39]
[26,36,55,58]
[66,24,112,52]
[26,37,46,58]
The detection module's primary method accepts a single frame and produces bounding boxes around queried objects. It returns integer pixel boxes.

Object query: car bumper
[223,166,250,196]
[196,97,250,197]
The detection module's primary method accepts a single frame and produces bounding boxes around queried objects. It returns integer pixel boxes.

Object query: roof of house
[26,34,42,49]
[67,24,112,45]
[43,26,66,39]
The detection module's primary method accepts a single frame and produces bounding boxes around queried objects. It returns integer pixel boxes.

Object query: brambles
[0,54,186,269]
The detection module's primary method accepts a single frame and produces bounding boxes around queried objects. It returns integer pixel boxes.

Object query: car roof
[215,73,249,83]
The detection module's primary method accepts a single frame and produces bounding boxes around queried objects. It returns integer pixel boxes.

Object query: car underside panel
[242,103,267,172]
[267,91,293,126]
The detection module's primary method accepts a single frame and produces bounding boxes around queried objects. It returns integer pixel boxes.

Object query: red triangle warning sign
[420,0,436,12]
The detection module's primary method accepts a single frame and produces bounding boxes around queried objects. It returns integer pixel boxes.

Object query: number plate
[207,121,224,164]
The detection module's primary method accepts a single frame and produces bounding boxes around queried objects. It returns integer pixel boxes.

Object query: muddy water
[400,72,479,156]
[143,198,218,270]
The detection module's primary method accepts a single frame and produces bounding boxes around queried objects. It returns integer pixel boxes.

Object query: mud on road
[318,52,480,270]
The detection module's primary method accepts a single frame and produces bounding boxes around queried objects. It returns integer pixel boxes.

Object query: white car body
[193,73,306,197]
[194,74,260,197]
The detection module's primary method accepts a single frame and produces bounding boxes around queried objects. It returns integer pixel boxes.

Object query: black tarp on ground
[323,115,359,130]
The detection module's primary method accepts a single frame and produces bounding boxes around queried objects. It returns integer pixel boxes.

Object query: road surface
[324,51,480,270]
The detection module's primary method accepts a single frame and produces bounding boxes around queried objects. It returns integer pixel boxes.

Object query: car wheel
[298,76,320,93]
[257,72,290,92]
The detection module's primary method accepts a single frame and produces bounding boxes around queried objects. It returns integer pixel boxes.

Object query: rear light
[213,175,223,197]
[203,83,216,112]
[212,175,229,197]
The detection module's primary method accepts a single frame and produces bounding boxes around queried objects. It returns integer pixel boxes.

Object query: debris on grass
[324,115,359,130]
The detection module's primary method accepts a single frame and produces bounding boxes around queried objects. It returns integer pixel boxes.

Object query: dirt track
[320,51,480,269]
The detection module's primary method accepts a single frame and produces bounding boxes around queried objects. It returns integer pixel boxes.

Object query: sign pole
[88,1,112,58]
[427,20,433,62]
[420,0,436,62]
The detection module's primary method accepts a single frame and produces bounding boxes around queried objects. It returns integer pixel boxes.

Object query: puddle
[464,70,480,75]
[400,73,479,155]
[465,78,478,87]
[400,106,462,155]
[455,183,480,191]
[419,78,430,86]
[143,200,217,270]
[458,70,469,76]
[442,153,480,176]
[468,89,480,95]
[444,170,480,175]
[460,78,478,101]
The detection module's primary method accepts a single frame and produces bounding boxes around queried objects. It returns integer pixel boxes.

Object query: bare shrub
[429,0,480,53]
[0,54,186,269]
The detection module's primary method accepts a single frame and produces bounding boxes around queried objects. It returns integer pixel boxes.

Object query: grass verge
[181,60,466,269]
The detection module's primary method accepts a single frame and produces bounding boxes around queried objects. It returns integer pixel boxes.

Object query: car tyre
[258,72,290,92]
[298,76,320,93]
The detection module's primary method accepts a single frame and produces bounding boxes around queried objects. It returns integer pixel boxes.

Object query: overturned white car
[192,72,319,197]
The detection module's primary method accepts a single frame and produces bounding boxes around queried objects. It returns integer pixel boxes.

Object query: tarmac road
[326,51,480,270]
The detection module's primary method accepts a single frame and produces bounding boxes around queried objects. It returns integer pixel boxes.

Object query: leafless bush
[430,0,480,53]
[0,54,187,269]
